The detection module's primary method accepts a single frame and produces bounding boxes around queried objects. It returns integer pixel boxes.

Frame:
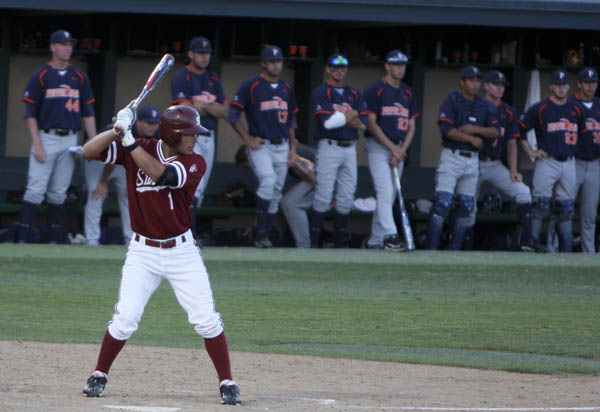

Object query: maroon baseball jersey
[97,138,206,239]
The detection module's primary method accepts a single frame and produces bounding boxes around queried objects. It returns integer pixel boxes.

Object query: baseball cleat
[220,380,241,405]
[383,234,406,252]
[254,236,273,248]
[83,371,107,397]
[520,238,547,253]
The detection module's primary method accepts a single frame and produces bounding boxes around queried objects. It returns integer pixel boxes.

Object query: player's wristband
[126,142,139,152]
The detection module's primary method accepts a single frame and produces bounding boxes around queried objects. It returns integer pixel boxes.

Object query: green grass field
[1,245,599,375]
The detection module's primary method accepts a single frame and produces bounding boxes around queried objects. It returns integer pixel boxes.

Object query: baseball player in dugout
[572,67,600,253]
[17,29,96,243]
[171,36,228,239]
[519,69,584,253]
[363,50,419,251]
[78,105,160,246]
[427,65,500,250]
[227,45,299,248]
[464,70,543,252]
[80,105,241,405]
[308,53,368,248]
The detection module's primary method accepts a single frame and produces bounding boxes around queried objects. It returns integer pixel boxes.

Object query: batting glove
[113,106,136,147]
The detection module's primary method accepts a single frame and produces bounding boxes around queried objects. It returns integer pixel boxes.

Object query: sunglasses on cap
[329,56,349,67]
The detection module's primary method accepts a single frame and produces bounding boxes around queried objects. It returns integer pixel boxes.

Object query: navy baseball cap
[460,65,482,79]
[551,69,569,84]
[50,30,73,44]
[326,53,349,67]
[385,50,408,64]
[137,106,160,124]
[484,70,508,85]
[578,67,599,82]
[188,36,212,53]
[261,45,284,61]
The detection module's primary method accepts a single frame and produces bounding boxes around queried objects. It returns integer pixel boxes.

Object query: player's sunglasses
[328,56,349,67]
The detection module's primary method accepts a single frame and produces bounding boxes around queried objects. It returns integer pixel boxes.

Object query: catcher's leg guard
[449,194,474,251]
[532,196,551,242]
[554,199,574,252]
[426,191,453,250]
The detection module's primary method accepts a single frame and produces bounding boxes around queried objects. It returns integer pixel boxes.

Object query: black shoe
[83,371,107,397]
[520,238,547,253]
[254,236,273,248]
[220,380,241,405]
[383,234,406,252]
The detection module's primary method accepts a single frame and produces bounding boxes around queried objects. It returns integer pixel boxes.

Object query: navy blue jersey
[312,81,368,141]
[518,97,584,158]
[363,78,420,144]
[438,91,500,152]
[230,74,298,141]
[171,66,226,131]
[22,63,95,131]
[574,95,600,160]
[480,101,518,160]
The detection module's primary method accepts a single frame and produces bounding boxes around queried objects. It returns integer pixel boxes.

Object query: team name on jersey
[547,118,578,133]
[193,92,216,103]
[135,170,165,192]
[46,85,80,99]
[260,96,288,111]
[585,117,600,131]
[333,103,352,113]
[381,103,409,117]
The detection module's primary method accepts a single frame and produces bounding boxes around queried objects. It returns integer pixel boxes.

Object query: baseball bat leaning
[392,166,415,251]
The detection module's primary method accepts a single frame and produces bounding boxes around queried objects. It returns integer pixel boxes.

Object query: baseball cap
[326,53,349,67]
[137,106,160,124]
[551,69,569,84]
[484,70,508,85]
[261,45,284,61]
[50,30,73,44]
[385,50,408,64]
[578,67,599,82]
[460,65,482,79]
[188,36,212,53]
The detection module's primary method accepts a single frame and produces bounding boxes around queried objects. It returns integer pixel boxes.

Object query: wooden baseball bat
[392,166,415,251]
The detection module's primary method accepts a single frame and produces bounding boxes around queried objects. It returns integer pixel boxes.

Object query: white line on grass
[103,406,180,412]
[330,407,600,411]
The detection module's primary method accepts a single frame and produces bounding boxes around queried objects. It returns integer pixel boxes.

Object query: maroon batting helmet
[159,105,208,147]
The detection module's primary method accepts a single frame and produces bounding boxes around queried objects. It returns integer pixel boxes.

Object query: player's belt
[576,156,596,161]
[478,154,498,162]
[553,155,573,162]
[265,138,287,145]
[450,148,476,158]
[326,139,354,148]
[42,128,75,136]
[134,233,187,249]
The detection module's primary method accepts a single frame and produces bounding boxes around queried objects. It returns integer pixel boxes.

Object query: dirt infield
[1,340,598,412]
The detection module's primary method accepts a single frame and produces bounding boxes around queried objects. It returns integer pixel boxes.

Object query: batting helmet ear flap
[159,105,208,147]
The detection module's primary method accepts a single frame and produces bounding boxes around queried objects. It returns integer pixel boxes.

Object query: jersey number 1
[167,191,174,210]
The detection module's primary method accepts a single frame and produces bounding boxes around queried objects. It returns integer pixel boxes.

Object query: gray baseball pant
[281,180,315,248]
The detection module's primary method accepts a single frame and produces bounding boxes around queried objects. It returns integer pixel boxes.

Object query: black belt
[451,149,476,158]
[42,128,75,136]
[553,155,573,162]
[576,156,597,161]
[326,139,354,148]
[265,138,286,145]
[478,154,498,162]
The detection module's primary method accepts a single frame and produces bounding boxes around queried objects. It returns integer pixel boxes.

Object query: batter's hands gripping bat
[114,53,175,135]
[392,166,415,251]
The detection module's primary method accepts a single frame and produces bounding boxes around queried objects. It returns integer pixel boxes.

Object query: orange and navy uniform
[438,91,500,152]
[22,63,95,131]
[229,74,298,141]
[363,77,419,144]
[480,101,519,160]
[170,66,226,132]
[519,96,584,159]
[573,94,600,160]
[312,80,368,141]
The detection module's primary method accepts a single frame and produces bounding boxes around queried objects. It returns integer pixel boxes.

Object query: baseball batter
[427,65,500,250]
[363,50,419,251]
[519,69,583,252]
[78,105,160,246]
[228,45,299,248]
[465,70,541,252]
[572,67,600,253]
[17,29,96,243]
[80,105,241,405]
[308,53,368,248]
[171,36,228,237]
